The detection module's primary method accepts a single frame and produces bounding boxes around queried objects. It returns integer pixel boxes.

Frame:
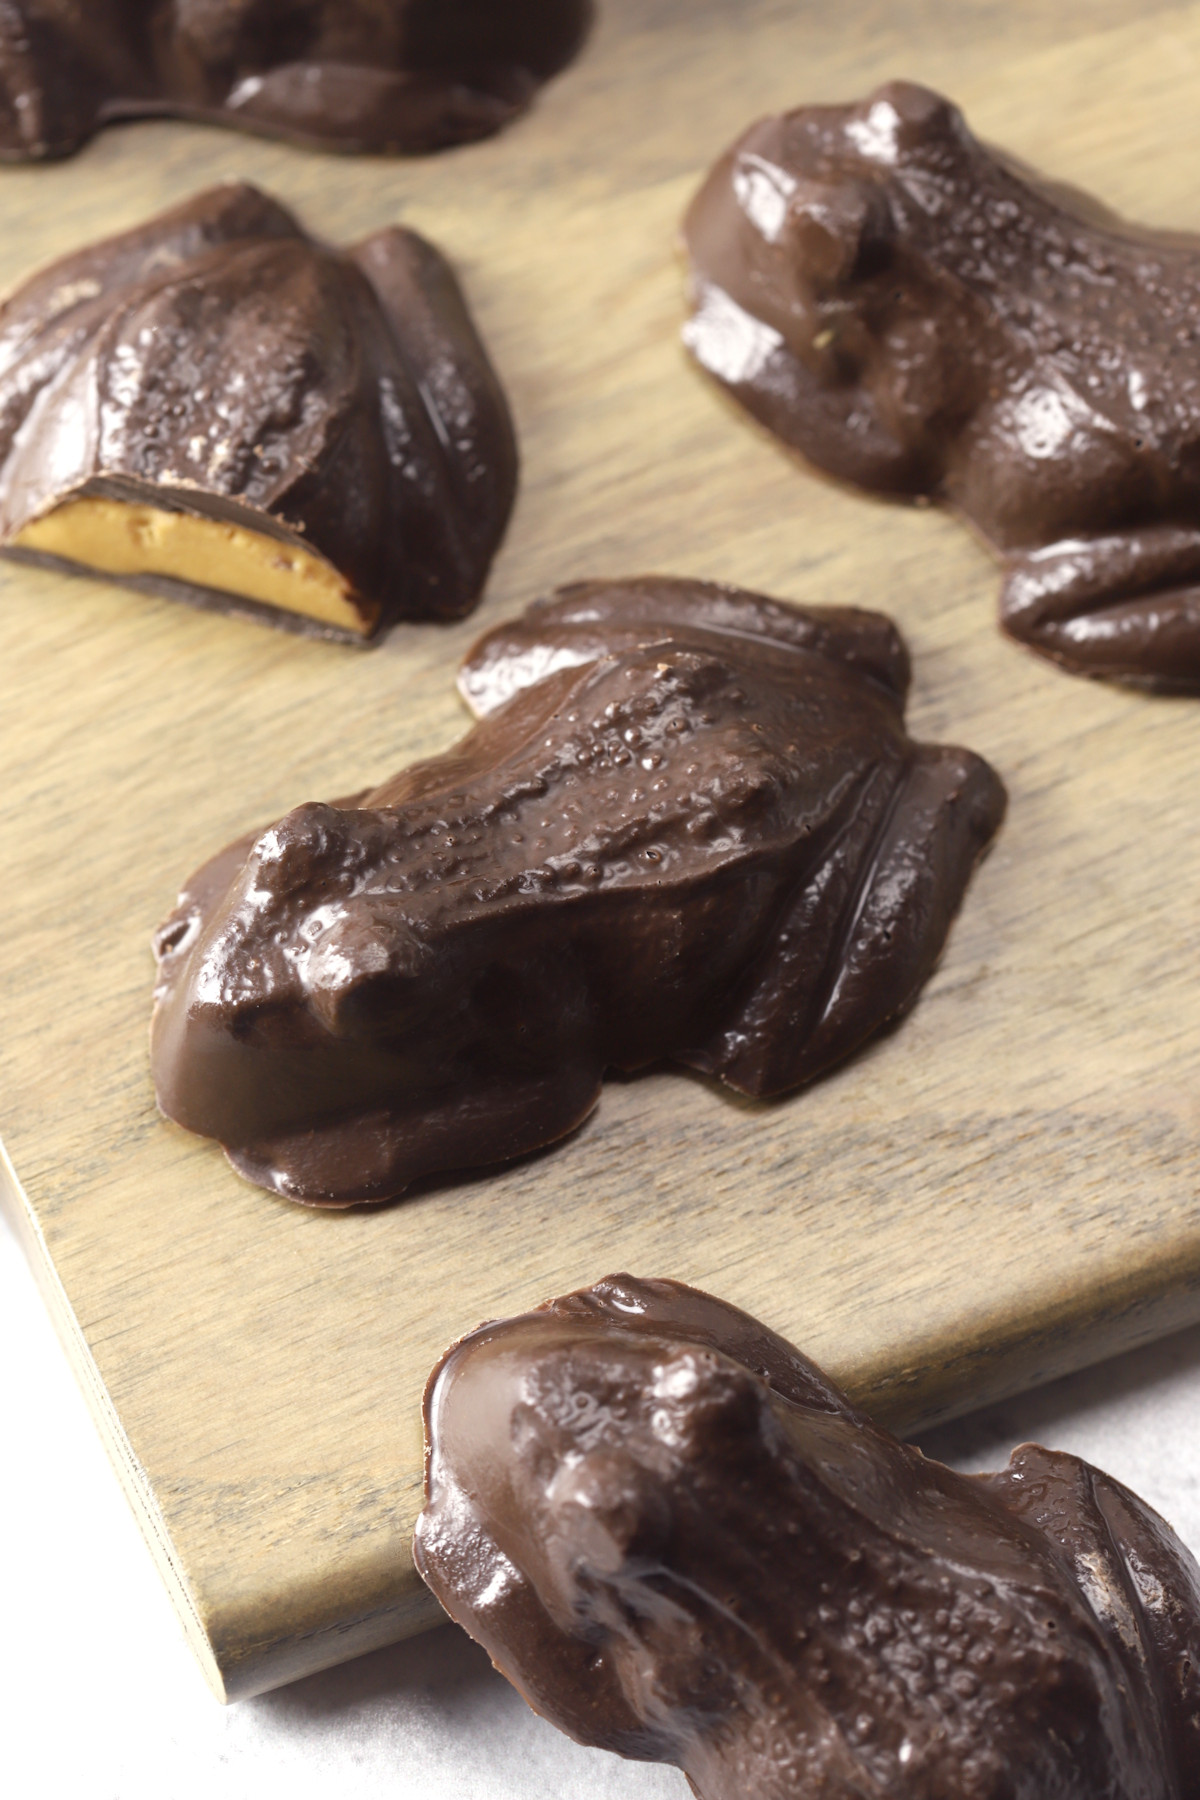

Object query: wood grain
[3,0,1200,1702]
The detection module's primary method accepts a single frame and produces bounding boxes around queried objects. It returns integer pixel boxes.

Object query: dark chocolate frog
[415,1274,1200,1800]
[0,182,516,637]
[0,1,592,160]
[151,577,1004,1204]
[684,80,1200,690]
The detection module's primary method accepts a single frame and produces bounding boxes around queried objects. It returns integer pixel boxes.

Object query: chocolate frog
[150,577,1004,1204]
[0,183,517,637]
[0,2,591,159]
[684,80,1200,690]
[415,1273,1200,1800]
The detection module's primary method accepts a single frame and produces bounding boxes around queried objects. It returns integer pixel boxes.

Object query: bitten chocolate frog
[151,578,1004,1204]
[685,80,1200,690]
[0,1,591,159]
[0,183,516,637]
[415,1274,1200,1800]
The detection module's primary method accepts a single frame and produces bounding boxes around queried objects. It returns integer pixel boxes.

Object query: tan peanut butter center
[13,497,378,635]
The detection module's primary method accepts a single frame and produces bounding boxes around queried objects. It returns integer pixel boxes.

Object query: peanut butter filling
[13,497,377,635]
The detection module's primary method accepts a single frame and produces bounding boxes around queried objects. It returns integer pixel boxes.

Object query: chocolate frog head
[415,1274,1200,1800]
[684,80,1200,690]
[0,1,592,160]
[150,577,1004,1205]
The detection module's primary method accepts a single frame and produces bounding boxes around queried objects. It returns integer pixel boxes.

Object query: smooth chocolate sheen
[415,1274,1200,1799]
[151,577,1004,1204]
[0,1,592,159]
[684,80,1200,690]
[0,183,517,636]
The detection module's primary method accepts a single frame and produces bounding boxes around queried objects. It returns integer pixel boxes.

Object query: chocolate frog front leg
[999,526,1200,690]
[219,60,529,155]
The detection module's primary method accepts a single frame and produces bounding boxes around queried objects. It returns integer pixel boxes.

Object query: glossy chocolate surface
[415,1274,1200,1799]
[151,576,1004,1203]
[0,1,591,159]
[684,80,1200,690]
[0,183,516,635]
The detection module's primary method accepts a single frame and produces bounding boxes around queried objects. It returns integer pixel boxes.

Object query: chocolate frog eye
[861,80,966,158]
[784,177,894,289]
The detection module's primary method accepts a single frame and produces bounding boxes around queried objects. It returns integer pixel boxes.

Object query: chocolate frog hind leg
[683,737,1006,1096]
[1000,528,1200,691]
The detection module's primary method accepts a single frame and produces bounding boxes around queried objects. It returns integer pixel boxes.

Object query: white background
[4,1203,1199,1800]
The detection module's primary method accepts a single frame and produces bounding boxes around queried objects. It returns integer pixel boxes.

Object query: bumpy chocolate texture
[151,577,1004,1204]
[0,183,517,637]
[414,1274,1200,1799]
[684,80,1200,691]
[0,1,591,159]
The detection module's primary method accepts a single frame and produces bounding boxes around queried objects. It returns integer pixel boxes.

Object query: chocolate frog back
[684,80,1200,690]
[151,578,1004,1204]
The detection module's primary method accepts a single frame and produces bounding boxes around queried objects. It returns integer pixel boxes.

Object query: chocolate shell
[0,1,592,160]
[684,80,1200,690]
[415,1273,1200,1800]
[0,183,517,637]
[150,576,1004,1204]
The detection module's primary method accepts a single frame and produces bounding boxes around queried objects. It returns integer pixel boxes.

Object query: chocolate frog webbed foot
[1001,527,1200,690]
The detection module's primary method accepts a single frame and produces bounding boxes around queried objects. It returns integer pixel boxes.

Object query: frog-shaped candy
[416,1275,1200,1800]
[684,81,1200,690]
[151,577,1004,1204]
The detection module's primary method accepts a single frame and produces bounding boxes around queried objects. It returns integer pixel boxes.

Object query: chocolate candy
[684,80,1200,690]
[415,1273,1200,1799]
[0,1,592,160]
[150,576,1004,1203]
[0,183,516,637]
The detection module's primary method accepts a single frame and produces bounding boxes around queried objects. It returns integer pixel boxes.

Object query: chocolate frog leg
[686,739,1004,1095]
[1000,526,1200,690]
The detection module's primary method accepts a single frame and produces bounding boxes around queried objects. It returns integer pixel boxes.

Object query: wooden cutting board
[4,0,1200,1703]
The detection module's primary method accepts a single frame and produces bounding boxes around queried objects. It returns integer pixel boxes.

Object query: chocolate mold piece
[0,182,517,637]
[415,1273,1200,1800]
[684,80,1200,691]
[151,576,1004,1204]
[0,2,592,160]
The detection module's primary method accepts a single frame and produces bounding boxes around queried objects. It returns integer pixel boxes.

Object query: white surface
[4,1201,1199,1800]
